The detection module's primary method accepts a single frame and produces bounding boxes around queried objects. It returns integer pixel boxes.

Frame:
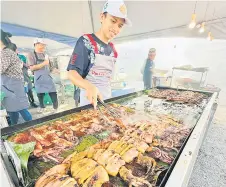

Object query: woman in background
[0,29,32,125]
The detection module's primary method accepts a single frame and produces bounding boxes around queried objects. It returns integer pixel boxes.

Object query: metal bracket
[4,141,24,185]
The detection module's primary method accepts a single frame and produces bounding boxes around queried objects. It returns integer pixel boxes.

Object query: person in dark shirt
[8,43,38,108]
[67,0,131,108]
[28,38,58,113]
[141,48,156,89]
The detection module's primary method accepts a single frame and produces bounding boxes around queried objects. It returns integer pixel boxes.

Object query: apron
[1,75,29,112]
[143,59,153,89]
[80,34,117,106]
[33,51,56,94]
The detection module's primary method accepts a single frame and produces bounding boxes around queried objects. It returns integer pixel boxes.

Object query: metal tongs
[97,98,121,118]
[97,98,126,129]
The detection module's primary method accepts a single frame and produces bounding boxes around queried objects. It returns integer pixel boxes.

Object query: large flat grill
[0,87,217,187]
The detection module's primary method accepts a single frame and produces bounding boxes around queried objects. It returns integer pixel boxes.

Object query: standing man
[28,38,58,112]
[141,48,156,89]
[67,0,131,108]
[8,43,38,108]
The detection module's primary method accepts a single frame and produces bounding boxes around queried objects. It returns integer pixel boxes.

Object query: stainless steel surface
[1,143,16,187]
[0,156,15,187]
[0,109,9,128]
[0,89,218,187]
[4,141,24,184]
[165,92,217,187]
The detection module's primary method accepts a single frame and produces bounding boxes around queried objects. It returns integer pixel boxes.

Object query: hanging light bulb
[199,22,205,33]
[207,7,215,41]
[207,32,214,41]
[207,32,211,40]
[199,2,209,34]
[189,13,197,29]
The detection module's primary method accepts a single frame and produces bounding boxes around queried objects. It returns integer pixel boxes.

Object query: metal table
[170,67,209,88]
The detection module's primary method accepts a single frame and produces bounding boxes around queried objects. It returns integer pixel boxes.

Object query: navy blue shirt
[67,34,115,78]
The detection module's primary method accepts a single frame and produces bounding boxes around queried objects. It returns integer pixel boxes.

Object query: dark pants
[74,88,80,107]
[27,89,35,103]
[37,92,58,109]
[8,109,32,126]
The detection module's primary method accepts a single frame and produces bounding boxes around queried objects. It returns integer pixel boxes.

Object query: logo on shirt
[71,54,78,65]
[91,70,108,77]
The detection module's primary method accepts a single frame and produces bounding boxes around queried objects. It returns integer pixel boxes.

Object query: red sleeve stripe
[84,34,98,54]
[109,42,118,58]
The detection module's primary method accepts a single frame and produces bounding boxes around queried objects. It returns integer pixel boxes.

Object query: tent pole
[88,0,95,33]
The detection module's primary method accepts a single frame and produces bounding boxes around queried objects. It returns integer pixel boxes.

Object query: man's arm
[68,70,93,90]
[68,69,102,108]
[30,60,49,71]
[67,37,102,108]
[27,53,49,71]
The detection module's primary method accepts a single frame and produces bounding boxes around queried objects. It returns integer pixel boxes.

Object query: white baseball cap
[34,38,46,45]
[102,0,132,26]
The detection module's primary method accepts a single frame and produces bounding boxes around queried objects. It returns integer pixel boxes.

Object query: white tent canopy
[9,36,72,52]
[2,0,226,43]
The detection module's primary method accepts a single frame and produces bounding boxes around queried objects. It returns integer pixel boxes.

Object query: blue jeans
[8,109,32,126]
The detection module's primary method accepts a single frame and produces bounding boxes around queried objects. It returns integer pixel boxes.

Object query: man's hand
[85,84,103,109]
[43,54,50,65]
[43,59,49,66]
[30,59,49,71]
[68,70,103,109]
